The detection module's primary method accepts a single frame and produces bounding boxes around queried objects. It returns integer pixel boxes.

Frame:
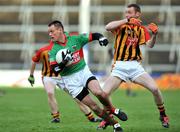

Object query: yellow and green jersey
[49,32,92,76]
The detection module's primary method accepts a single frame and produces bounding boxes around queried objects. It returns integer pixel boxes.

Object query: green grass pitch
[0,87,180,132]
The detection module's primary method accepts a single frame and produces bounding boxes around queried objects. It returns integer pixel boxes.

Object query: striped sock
[51,111,60,119]
[157,104,166,116]
[86,112,95,121]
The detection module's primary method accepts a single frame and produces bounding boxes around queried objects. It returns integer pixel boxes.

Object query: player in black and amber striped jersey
[28,40,61,122]
[113,24,150,61]
[28,41,102,123]
[32,40,58,77]
[98,3,169,129]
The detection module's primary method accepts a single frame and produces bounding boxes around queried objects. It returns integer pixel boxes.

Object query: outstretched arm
[92,33,109,46]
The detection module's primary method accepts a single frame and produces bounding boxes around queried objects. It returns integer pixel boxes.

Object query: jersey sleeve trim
[141,26,150,42]
[89,33,93,41]
[50,61,58,65]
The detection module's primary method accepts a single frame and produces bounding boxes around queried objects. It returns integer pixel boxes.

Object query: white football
[55,49,73,66]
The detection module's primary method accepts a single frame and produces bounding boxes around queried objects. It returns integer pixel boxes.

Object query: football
[55,49,73,66]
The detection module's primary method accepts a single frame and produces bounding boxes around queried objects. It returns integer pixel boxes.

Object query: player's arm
[105,18,141,31]
[146,23,158,48]
[79,33,109,47]
[50,62,66,74]
[91,33,109,46]
[49,48,62,74]
[105,19,128,31]
[50,49,72,74]
[28,50,41,87]
[146,34,157,48]
[29,61,36,75]
[28,61,36,87]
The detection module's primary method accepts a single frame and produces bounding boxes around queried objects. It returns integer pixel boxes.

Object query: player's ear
[59,27,64,32]
[135,12,141,18]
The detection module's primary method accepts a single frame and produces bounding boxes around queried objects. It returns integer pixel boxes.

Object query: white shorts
[42,76,62,94]
[55,65,94,98]
[111,61,146,82]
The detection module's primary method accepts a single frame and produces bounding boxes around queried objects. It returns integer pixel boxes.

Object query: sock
[51,111,60,119]
[98,110,117,125]
[106,107,116,114]
[85,112,95,121]
[110,107,116,114]
[157,104,166,116]
[105,106,116,114]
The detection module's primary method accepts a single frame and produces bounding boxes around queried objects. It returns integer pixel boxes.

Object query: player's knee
[151,87,160,96]
[101,92,108,98]
[95,90,108,99]
[47,92,55,99]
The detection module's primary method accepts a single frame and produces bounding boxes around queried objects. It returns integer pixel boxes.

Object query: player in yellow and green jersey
[48,20,128,132]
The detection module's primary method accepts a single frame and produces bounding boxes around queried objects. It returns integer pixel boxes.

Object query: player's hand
[28,74,35,87]
[99,37,109,46]
[128,18,142,26]
[51,62,67,73]
[62,49,73,62]
[147,23,158,34]
[52,63,62,73]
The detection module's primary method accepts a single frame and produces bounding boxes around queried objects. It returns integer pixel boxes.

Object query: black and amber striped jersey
[32,41,59,77]
[113,24,150,61]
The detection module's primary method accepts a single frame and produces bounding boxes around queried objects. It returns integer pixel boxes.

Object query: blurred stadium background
[0,0,180,89]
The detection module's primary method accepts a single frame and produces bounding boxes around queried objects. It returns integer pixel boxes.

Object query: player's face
[125,7,140,19]
[48,25,64,42]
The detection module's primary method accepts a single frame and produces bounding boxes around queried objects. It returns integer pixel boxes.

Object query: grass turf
[0,87,179,132]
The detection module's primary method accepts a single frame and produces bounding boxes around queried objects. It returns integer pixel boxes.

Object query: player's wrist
[92,33,103,41]
[30,74,34,77]
[152,33,158,36]
[61,60,68,65]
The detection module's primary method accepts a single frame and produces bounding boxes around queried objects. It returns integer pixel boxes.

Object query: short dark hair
[127,4,141,13]
[48,20,64,30]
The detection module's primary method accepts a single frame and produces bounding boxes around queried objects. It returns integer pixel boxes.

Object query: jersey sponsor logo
[72,51,81,63]
[125,36,138,47]
[70,48,83,65]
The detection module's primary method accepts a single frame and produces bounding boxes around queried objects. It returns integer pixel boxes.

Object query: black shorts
[75,76,97,101]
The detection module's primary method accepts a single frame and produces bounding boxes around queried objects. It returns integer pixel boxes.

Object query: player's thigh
[134,73,158,92]
[43,77,56,94]
[87,79,104,96]
[103,75,122,95]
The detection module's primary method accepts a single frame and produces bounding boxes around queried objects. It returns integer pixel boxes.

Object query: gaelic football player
[98,3,169,129]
